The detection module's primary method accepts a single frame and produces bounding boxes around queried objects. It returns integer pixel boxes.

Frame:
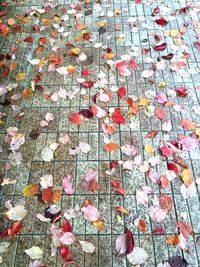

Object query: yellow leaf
[144,144,154,154]
[137,98,150,106]
[195,128,200,137]
[180,168,193,187]
[15,72,26,81]
[70,48,80,55]
[96,20,106,27]
[23,183,39,197]
[92,219,105,230]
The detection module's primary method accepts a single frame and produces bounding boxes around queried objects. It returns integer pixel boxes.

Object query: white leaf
[79,142,91,154]
[79,240,95,253]
[0,242,10,254]
[25,246,43,260]
[59,134,70,144]
[36,213,51,222]
[162,120,172,132]
[45,112,54,122]
[0,85,7,96]
[127,247,148,265]
[28,59,40,65]
[56,67,68,75]
[40,174,53,189]
[58,88,67,99]
[6,205,27,221]
[41,147,54,162]
[121,145,137,156]
[141,69,154,78]
[157,262,171,267]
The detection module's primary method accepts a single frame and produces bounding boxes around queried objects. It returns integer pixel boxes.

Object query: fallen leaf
[68,112,83,124]
[23,183,39,197]
[180,168,193,187]
[79,240,95,253]
[25,246,43,260]
[104,143,120,152]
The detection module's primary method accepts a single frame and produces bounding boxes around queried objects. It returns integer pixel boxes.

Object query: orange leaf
[42,188,54,203]
[180,168,193,187]
[8,221,23,237]
[159,195,172,213]
[53,190,61,203]
[180,119,197,130]
[104,143,120,152]
[22,88,32,97]
[166,234,180,246]
[23,183,39,197]
[137,219,147,232]
[115,206,129,215]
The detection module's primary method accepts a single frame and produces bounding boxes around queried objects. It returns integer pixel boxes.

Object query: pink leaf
[116,61,131,76]
[62,174,74,195]
[149,205,167,223]
[84,169,98,182]
[81,205,100,221]
[116,233,127,255]
[194,41,200,51]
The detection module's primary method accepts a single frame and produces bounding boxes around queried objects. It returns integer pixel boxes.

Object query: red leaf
[175,87,187,97]
[112,108,125,124]
[155,108,165,120]
[152,7,160,15]
[59,245,74,263]
[155,18,168,26]
[111,180,121,187]
[83,32,91,40]
[89,179,99,192]
[82,80,94,88]
[117,87,126,97]
[167,162,179,174]
[61,219,73,233]
[160,175,169,189]
[194,41,200,51]
[162,53,174,60]
[24,36,33,42]
[8,221,23,237]
[114,187,126,196]
[153,227,166,234]
[154,43,167,51]
[68,112,83,124]
[41,188,54,203]
[126,229,134,254]
[110,160,119,170]
[0,228,8,238]
[129,59,138,69]
[145,130,158,138]
[81,69,91,76]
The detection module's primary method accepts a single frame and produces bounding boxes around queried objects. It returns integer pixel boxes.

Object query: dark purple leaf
[79,109,94,118]
[162,53,174,60]
[126,228,134,254]
[168,256,188,267]
[154,43,167,51]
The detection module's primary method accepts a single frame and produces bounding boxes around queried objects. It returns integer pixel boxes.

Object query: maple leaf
[23,183,39,197]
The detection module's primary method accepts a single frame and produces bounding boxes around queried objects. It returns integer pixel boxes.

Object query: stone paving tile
[0,0,200,267]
